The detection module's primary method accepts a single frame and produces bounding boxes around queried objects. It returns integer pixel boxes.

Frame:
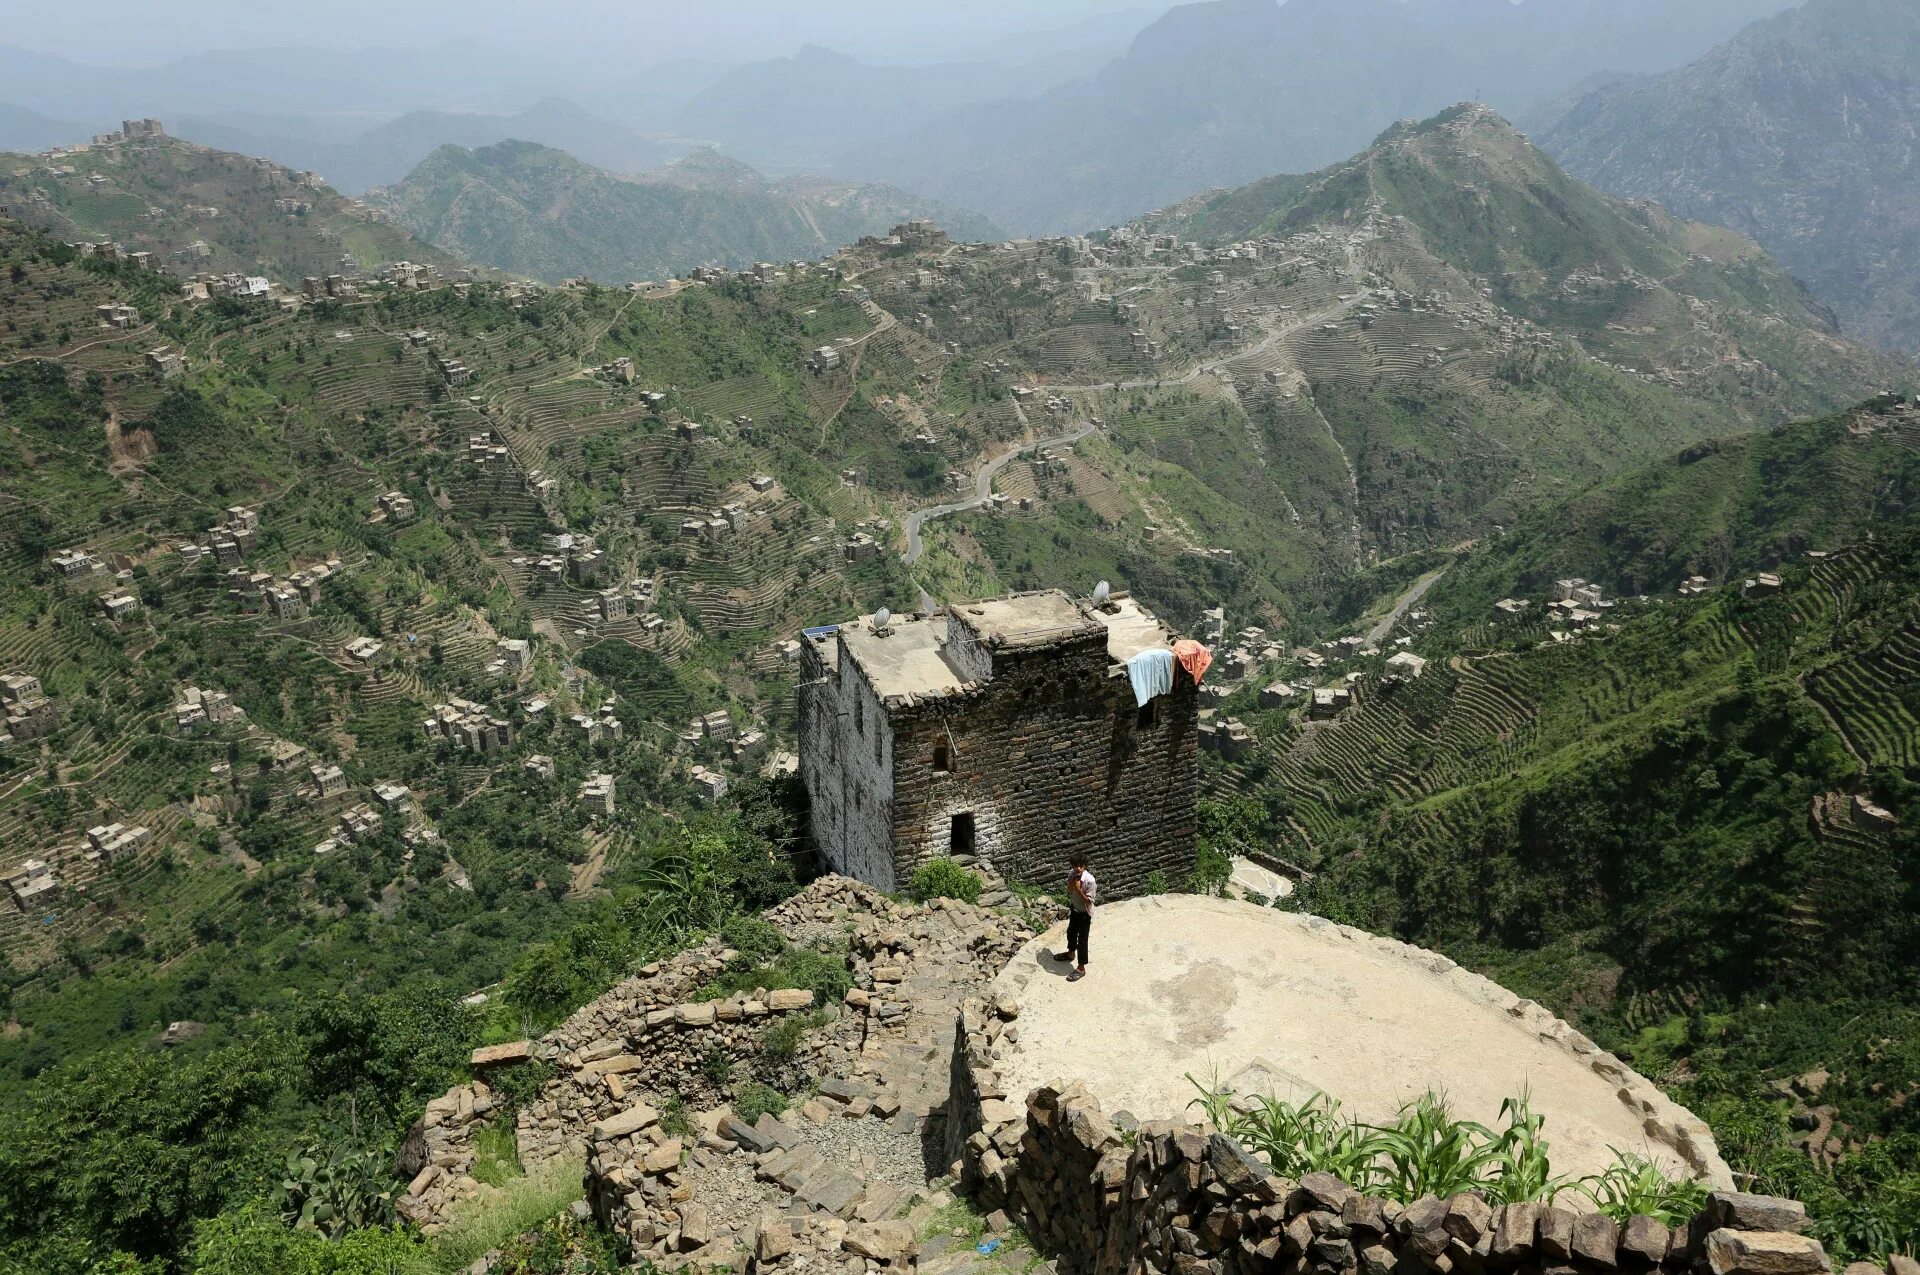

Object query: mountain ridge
[370,139,1003,284]
[1536,0,1920,358]
[847,0,1805,234]
[0,130,454,285]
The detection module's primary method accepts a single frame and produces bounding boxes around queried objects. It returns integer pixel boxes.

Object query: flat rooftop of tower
[952,590,1102,649]
[990,895,1732,1189]
[817,591,1183,704]
[833,614,967,701]
[1089,595,1176,665]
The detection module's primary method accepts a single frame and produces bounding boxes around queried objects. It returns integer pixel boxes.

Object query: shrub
[907,858,982,905]
[695,941,852,1007]
[733,1082,788,1125]
[699,1044,734,1086]
[188,1205,427,1275]
[658,1095,693,1140]
[487,1058,556,1112]
[274,1145,398,1238]
[1185,844,1233,897]
[719,915,786,965]
[760,1009,829,1062]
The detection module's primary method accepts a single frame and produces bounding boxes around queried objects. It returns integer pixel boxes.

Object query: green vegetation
[275,1146,400,1237]
[0,136,454,286]
[731,1081,790,1125]
[0,96,1915,1270]
[906,857,983,905]
[1191,412,1920,1258]
[691,917,852,1009]
[186,1206,427,1275]
[1189,1079,1705,1225]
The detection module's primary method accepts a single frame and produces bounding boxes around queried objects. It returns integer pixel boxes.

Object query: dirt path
[901,422,1098,566]
[1366,568,1447,645]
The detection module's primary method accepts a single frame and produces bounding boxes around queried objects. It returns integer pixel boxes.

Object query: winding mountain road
[1366,568,1448,645]
[1034,292,1360,396]
[902,422,1100,565]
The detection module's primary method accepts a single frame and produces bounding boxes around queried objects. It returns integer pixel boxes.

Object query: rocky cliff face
[1538,0,1920,359]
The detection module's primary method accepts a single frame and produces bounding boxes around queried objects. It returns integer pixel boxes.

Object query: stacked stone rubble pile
[400,874,1038,1235]
[581,1069,924,1266]
[517,985,822,1164]
[393,1079,504,1226]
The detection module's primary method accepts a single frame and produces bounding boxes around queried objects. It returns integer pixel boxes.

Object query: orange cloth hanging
[1173,639,1213,685]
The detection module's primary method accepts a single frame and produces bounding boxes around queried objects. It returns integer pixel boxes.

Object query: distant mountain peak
[642,146,766,191]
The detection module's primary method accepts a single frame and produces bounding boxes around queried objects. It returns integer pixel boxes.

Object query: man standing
[1058,852,1095,982]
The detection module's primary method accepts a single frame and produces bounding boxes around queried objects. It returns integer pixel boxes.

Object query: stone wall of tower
[885,635,1198,898]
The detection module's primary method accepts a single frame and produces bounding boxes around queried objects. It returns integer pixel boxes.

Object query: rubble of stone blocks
[961,1068,1871,1275]
[582,1090,920,1269]
[400,982,822,1231]
[398,874,1038,1235]
[393,1080,506,1228]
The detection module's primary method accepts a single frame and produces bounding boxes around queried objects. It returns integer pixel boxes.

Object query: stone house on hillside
[797,590,1199,896]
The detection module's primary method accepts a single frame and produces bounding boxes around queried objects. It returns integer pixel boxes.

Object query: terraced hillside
[1183,409,1919,1256]
[1426,397,1920,621]
[0,129,455,285]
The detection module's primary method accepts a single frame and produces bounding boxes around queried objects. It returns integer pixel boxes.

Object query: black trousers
[1066,910,1091,967]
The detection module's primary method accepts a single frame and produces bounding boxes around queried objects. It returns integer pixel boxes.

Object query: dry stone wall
[946,995,1879,1275]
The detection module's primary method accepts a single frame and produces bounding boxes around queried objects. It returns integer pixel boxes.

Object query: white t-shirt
[1071,867,1097,912]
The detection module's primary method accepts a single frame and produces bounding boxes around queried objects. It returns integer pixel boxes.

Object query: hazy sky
[4,0,1160,66]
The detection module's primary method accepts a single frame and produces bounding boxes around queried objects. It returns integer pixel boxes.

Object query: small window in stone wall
[951,811,976,856]
[1137,701,1157,729]
[933,741,951,772]
[873,731,882,763]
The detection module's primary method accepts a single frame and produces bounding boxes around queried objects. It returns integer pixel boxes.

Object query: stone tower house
[797,589,1199,895]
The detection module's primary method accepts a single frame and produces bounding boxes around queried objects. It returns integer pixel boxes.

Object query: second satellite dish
[873,607,892,630]
[1093,581,1112,605]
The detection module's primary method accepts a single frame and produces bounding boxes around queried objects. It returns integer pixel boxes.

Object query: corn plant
[1571,1152,1711,1225]
[1185,1069,1238,1132]
[1236,1093,1387,1190]
[1483,1094,1565,1206]
[1367,1093,1506,1203]
[1187,1077,1696,1219]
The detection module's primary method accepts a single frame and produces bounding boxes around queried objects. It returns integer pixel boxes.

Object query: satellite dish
[873,607,892,630]
[1093,581,1112,605]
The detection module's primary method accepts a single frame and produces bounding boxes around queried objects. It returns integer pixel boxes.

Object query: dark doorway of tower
[950,812,976,857]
